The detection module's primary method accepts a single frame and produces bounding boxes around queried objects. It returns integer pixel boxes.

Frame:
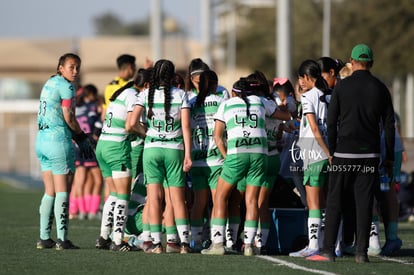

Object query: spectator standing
[307,44,395,263]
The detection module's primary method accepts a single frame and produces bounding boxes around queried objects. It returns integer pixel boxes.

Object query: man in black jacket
[307,44,395,263]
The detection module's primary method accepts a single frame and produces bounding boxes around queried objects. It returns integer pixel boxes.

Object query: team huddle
[35,44,402,262]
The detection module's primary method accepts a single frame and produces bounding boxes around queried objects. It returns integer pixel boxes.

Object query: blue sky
[0,0,201,39]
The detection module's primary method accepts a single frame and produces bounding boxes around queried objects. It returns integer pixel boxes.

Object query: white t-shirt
[297,87,328,168]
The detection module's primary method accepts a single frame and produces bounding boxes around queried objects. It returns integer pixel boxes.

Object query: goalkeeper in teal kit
[35,53,94,250]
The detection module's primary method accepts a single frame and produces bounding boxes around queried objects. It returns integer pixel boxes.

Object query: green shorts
[220,153,267,187]
[303,159,328,187]
[263,154,281,189]
[96,139,132,178]
[143,147,185,188]
[190,166,222,191]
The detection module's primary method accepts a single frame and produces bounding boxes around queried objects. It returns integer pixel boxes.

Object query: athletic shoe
[335,248,342,257]
[289,247,319,257]
[109,241,134,252]
[180,243,191,254]
[166,242,181,253]
[201,243,225,255]
[202,239,212,250]
[367,246,381,256]
[95,236,112,250]
[36,238,56,249]
[142,241,153,252]
[306,253,335,262]
[355,254,369,263]
[381,238,402,256]
[55,239,80,250]
[243,244,254,256]
[145,243,163,254]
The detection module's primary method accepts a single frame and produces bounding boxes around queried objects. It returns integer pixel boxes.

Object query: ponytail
[109,81,134,102]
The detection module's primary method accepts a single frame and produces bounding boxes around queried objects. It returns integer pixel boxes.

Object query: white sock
[258,228,270,248]
[177,224,190,244]
[100,194,117,239]
[308,217,321,250]
[243,226,257,245]
[140,230,152,242]
[226,223,239,247]
[112,198,128,245]
[334,219,343,253]
[151,231,162,245]
[211,224,225,245]
[369,221,381,249]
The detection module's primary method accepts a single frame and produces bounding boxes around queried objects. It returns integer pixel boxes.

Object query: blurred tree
[226,0,414,81]
[330,0,414,80]
[93,12,149,35]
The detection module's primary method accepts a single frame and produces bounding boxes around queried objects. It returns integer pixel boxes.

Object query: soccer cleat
[201,243,225,255]
[36,238,56,249]
[142,241,153,252]
[95,236,112,250]
[335,248,342,257]
[180,243,191,254]
[367,246,381,256]
[166,242,181,253]
[381,238,402,256]
[55,239,80,250]
[355,254,369,263]
[145,243,163,254]
[243,244,254,256]
[201,239,212,250]
[109,241,134,252]
[289,246,319,257]
[306,253,335,262]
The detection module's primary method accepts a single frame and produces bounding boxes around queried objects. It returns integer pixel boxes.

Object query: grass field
[1,180,414,275]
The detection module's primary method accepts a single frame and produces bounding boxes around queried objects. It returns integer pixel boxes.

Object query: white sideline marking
[257,256,338,275]
[377,256,414,265]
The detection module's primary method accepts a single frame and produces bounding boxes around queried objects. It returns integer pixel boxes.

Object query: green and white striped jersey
[100,87,139,142]
[214,95,274,155]
[136,86,189,150]
[189,94,225,167]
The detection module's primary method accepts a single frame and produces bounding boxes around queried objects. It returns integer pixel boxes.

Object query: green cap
[351,44,373,62]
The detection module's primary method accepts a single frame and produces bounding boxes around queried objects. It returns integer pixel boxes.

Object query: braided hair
[195,70,218,107]
[147,59,175,120]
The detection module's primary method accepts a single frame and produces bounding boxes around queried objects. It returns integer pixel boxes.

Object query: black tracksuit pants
[322,157,380,256]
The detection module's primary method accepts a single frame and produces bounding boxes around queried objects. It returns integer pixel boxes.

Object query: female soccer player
[289,60,330,258]
[36,53,94,250]
[129,59,192,254]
